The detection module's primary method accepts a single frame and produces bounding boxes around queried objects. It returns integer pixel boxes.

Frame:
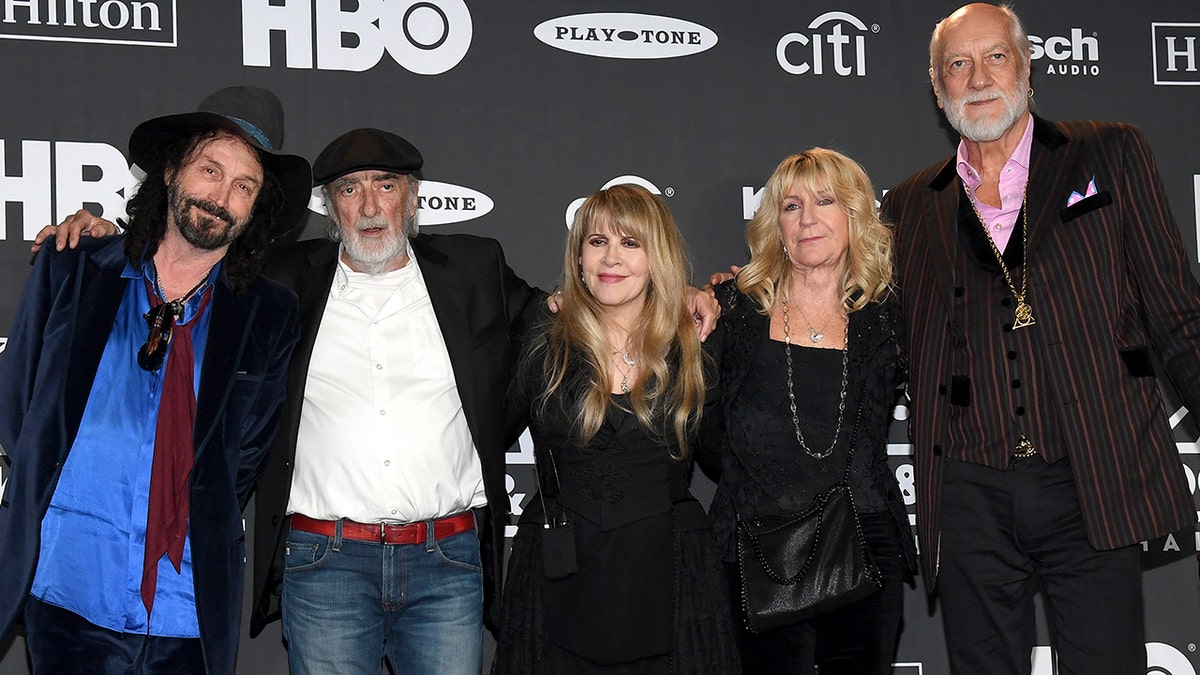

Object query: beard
[941,78,1030,142]
[168,180,250,251]
[336,214,411,274]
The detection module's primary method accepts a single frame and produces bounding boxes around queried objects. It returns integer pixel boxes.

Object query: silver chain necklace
[782,298,848,460]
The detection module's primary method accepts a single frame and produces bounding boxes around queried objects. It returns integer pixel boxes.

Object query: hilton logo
[0,0,175,46]
[1152,23,1199,85]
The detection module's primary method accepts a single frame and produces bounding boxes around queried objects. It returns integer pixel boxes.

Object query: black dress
[492,348,741,674]
[700,282,917,675]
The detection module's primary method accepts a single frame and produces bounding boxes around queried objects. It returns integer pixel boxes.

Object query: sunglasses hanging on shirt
[137,264,214,372]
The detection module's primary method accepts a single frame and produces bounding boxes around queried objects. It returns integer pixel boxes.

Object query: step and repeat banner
[1,1,1198,673]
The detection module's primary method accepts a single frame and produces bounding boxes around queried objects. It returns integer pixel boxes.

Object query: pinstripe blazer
[880,115,1200,587]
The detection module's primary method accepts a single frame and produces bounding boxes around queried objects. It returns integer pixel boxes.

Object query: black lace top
[701,282,917,569]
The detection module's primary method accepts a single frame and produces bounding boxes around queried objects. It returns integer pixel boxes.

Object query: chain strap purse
[734,389,882,632]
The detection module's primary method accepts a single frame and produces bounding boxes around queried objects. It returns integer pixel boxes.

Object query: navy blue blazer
[0,237,299,674]
[248,234,543,637]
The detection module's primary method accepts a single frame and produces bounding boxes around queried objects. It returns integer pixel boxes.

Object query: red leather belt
[290,512,476,545]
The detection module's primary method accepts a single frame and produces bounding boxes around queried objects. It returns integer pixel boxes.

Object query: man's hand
[31,210,119,256]
[546,289,563,314]
[688,286,720,341]
[707,264,742,289]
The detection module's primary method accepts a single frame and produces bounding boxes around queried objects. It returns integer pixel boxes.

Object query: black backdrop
[1,2,1198,673]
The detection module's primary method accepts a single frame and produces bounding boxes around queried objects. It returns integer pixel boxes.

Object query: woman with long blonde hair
[704,149,916,674]
[493,184,739,674]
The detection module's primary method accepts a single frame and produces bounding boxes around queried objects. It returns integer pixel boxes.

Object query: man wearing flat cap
[0,85,309,674]
[248,127,543,674]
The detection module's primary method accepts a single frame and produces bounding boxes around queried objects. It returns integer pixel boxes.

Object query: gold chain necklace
[963,182,1036,329]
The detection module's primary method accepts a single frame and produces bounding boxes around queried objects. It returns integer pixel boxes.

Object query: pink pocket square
[1067,177,1098,207]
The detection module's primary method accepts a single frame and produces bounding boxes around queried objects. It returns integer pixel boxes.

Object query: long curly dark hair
[123,128,285,294]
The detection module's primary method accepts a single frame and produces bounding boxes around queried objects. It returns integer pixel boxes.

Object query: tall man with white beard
[880,4,1200,674]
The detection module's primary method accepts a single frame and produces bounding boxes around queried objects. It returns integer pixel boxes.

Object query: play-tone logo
[307,180,493,226]
[534,13,716,59]
[0,139,136,241]
[777,11,874,76]
[1029,27,1099,76]
[0,0,175,46]
[564,176,663,228]
[242,0,472,74]
[1153,23,1199,86]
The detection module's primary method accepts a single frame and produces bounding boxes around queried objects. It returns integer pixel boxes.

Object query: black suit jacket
[0,238,299,674]
[881,116,1200,587]
[249,234,541,636]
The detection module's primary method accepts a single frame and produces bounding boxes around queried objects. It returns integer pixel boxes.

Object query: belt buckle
[1013,435,1037,458]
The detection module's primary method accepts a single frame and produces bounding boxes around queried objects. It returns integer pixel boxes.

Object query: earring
[781,240,789,258]
[1028,87,1034,99]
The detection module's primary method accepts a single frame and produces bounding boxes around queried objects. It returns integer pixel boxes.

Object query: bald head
[930,3,1031,80]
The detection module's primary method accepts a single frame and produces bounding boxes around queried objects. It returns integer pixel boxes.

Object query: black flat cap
[312,128,423,186]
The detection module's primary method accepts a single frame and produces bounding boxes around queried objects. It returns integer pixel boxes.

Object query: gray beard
[942,82,1030,142]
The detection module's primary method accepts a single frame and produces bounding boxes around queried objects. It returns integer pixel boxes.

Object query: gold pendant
[1013,301,1036,329]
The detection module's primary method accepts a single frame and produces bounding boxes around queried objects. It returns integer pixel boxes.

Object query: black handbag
[735,482,881,632]
[734,395,882,632]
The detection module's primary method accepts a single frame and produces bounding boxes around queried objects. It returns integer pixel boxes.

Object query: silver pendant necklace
[782,299,848,460]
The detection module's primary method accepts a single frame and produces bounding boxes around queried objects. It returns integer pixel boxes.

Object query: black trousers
[23,595,206,675]
[937,456,1144,675]
[729,511,906,675]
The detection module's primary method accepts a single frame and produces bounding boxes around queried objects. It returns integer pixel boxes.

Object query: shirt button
[1007,351,1018,360]
[376,363,383,370]
[384,460,391,467]
[993,222,1002,231]
[1001,297,1012,307]
[1011,379,1021,389]
[391,509,397,515]
[380,409,386,416]
[1015,406,1026,416]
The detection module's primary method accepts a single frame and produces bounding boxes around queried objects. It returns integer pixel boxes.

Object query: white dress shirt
[287,246,487,524]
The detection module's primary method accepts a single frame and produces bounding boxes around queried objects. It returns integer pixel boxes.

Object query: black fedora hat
[128,85,312,236]
[312,128,423,186]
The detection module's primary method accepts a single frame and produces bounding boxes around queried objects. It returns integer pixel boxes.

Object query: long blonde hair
[537,184,704,457]
[738,148,894,314]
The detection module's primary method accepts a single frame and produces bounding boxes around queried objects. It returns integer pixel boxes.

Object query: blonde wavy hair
[538,183,705,458]
[738,148,894,314]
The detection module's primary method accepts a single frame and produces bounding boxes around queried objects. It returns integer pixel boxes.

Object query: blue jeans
[281,520,484,675]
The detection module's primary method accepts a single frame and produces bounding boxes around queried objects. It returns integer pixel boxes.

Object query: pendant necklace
[612,344,637,394]
[781,298,848,460]
[964,182,1036,329]
[795,300,836,343]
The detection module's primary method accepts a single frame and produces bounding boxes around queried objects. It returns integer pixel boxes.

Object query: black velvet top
[701,282,917,569]
[511,336,711,664]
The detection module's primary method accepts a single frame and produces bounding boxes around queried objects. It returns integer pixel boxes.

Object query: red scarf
[140,283,211,615]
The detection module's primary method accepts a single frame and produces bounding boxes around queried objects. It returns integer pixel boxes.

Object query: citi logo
[565,176,665,227]
[0,0,175,47]
[0,138,137,241]
[777,11,875,77]
[242,0,472,74]
[309,180,492,226]
[1029,28,1099,76]
[1152,23,1199,86]
[533,13,717,60]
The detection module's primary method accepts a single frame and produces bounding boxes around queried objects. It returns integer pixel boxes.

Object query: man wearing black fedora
[0,85,310,674]
[248,127,543,674]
